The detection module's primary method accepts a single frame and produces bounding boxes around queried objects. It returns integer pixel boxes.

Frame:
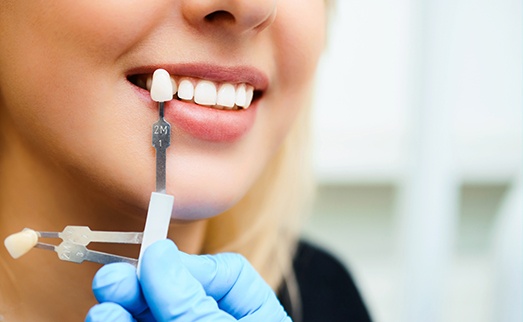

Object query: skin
[0,0,326,320]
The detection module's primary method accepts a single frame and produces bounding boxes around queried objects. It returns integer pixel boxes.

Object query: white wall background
[307,0,522,321]
[313,0,521,183]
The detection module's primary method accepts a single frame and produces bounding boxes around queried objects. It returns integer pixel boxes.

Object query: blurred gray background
[306,0,522,321]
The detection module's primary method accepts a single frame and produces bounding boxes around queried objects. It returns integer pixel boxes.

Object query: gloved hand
[85,239,291,322]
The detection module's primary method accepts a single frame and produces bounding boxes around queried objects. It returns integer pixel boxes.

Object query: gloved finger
[140,239,236,321]
[91,262,154,321]
[85,302,135,322]
[179,252,291,321]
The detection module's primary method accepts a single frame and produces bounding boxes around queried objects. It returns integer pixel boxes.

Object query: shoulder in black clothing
[278,240,372,322]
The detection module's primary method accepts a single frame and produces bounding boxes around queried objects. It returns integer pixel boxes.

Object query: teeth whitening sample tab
[150,69,174,102]
[4,228,38,259]
[137,68,175,276]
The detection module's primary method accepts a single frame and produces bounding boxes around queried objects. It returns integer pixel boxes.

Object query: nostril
[205,10,235,24]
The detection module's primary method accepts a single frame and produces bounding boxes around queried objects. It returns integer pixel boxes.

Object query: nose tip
[182,0,277,34]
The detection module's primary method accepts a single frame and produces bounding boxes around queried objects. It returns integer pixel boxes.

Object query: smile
[126,64,269,142]
[127,63,264,110]
[129,74,258,110]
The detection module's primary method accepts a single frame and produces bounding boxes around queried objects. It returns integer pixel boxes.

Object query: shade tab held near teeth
[150,69,173,102]
[4,228,39,259]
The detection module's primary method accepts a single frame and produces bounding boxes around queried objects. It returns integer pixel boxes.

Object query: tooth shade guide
[4,228,39,259]
[150,69,174,102]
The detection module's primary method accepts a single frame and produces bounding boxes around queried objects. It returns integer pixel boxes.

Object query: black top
[277,241,372,322]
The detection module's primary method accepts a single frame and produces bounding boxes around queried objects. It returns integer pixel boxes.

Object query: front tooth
[216,83,236,108]
[235,84,247,107]
[178,79,194,100]
[194,80,217,106]
[244,86,254,109]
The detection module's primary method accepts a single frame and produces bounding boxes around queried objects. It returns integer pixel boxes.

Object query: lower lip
[133,86,258,142]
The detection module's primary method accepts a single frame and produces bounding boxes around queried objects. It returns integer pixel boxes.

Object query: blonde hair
[202,95,315,290]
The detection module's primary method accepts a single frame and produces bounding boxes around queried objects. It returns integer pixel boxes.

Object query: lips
[127,64,268,142]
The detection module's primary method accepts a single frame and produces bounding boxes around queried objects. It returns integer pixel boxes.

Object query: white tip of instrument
[4,228,38,259]
[150,69,173,102]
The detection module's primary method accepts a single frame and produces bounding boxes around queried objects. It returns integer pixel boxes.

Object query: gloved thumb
[91,262,152,320]
[139,239,236,321]
[178,251,291,321]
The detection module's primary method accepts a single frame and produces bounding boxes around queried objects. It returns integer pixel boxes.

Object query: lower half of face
[0,0,325,220]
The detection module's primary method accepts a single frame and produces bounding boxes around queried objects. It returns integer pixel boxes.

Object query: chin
[169,198,232,222]
[167,182,244,221]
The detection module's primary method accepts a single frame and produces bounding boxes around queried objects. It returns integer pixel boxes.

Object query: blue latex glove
[85,239,291,322]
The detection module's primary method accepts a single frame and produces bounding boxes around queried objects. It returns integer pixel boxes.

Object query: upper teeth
[146,75,254,110]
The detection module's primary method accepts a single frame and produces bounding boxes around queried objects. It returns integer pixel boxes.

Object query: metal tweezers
[34,226,143,266]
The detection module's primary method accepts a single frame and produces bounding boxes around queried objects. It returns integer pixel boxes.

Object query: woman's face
[0,0,325,220]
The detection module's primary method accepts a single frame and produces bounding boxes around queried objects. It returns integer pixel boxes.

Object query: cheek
[261,0,325,149]
[47,0,168,56]
[0,0,167,74]
[0,0,169,149]
[0,1,169,207]
[273,1,326,87]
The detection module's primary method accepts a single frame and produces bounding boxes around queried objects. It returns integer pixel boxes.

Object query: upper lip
[126,63,269,91]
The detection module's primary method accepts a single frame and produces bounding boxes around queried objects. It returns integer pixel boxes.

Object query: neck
[0,129,206,321]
